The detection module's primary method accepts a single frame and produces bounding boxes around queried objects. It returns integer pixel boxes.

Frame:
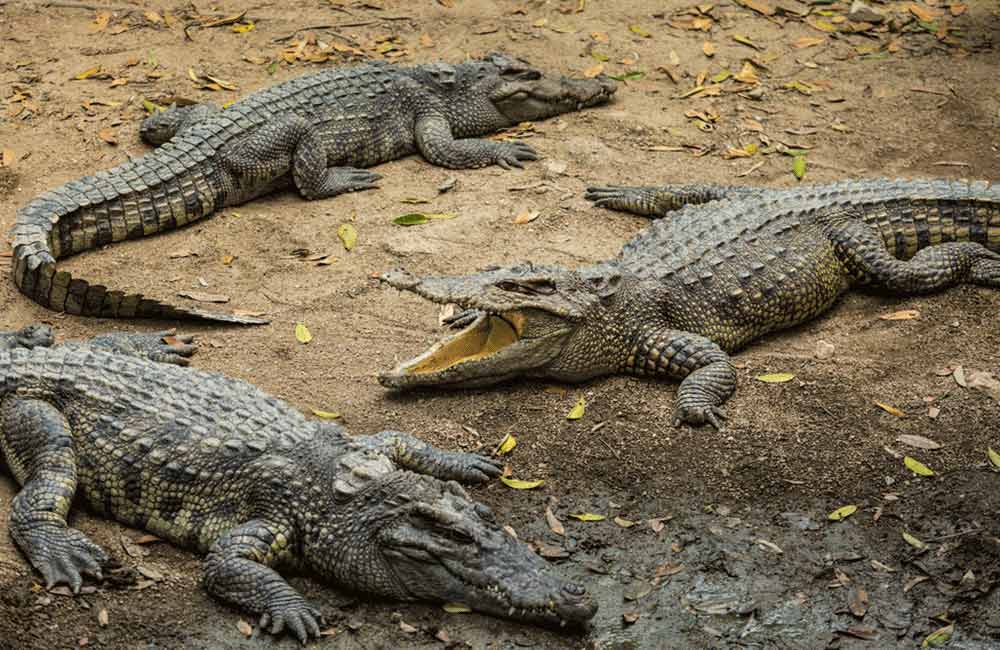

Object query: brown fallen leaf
[514,210,541,224]
[237,619,253,637]
[903,575,929,592]
[97,128,118,145]
[2,149,15,167]
[583,62,605,78]
[874,401,905,418]
[702,41,715,57]
[399,620,418,633]
[792,36,825,48]
[879,309,919,321]
[545,506,565,536]
[848,587,868,618]
[97,608,109,627]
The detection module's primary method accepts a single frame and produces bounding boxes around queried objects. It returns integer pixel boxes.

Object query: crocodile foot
[673,405,727,430]
[430,450,504,484]
[258,592,324,644]
[584,185,664,216]
[87,329,197,365]
[493,141,537,169]
[14,522,109,592]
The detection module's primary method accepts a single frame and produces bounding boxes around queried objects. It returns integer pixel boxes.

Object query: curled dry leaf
[399,620,418,634]
[237,619,253,638]
[755,538,784,554]
[879,309,919,321]
[875,401,906,417]
[546,506,565,535]
[514,210,541,225]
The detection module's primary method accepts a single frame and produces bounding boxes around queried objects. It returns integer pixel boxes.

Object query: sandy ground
[0,0,998,648]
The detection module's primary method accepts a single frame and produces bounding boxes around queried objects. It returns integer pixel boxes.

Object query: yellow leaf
[904,456,935,477]
[495,434,517,455]
[733,62,759,84]
[756,372,795,383]
[732,34,759,50]
[583,62,605,78]
[922,623,953,648]
[827,505,857,521]
[902,530,926,549]
[442,602,471,613]
[221,254,235,265]
[566,396,586,420]
[988,447,1000,470]
[808,18,838,32]
[337,223,357,251]
[875,401,906,417]
[793,156,807,180]
[702,41,716,57]
[311,409,341,419]
[295,322,313,344]
[74,66,101,80]
[629,25,652,38]
[500,477,545,490]
[792,36,826,49]
[569,513,606,522]
[614,516,636,528]
[232,22,255,33]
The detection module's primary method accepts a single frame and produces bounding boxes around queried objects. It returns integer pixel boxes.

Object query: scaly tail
[9,147,268,324]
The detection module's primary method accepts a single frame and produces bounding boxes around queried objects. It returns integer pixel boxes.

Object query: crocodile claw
[258,598,324,644]
[673,406,727,430]
[15,523,109,593]
[494,141,537,169]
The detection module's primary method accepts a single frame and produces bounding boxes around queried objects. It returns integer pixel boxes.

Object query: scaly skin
[0,327,595,643]
[9,54,616,324]
[379,178,1000,428]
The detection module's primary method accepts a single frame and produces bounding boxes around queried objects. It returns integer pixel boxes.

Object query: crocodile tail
[9,154,268,325]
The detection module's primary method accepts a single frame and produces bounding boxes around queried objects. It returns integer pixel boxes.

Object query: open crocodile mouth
[379,309,567,388]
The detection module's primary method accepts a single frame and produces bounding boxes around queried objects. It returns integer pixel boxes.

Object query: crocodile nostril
[563,583,586,596]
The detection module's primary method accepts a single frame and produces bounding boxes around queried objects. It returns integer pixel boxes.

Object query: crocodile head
[379,263,631,388]
[412,53,616,132]
[0,324,55,350]
[356,473,596,627]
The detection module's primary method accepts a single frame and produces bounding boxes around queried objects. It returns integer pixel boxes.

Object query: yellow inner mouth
[409,315,519,375]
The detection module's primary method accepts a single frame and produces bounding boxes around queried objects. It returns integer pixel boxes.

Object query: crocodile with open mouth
[0,325,596,644]
[379,178,999,427]
[9,54,615,323]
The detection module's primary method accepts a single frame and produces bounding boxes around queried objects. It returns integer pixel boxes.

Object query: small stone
[848,0,885,23]
[815,339,835,360]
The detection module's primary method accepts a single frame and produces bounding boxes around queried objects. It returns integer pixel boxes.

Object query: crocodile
[9,54,616,324]
[379,178,1000,427]
[0,325,596,643]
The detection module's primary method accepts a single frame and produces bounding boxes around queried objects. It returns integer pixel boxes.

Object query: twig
[735,161,764,177]
[923,526,982,543]
[272,26,361,46]
[37,0,137,10]
[931,161,971,167]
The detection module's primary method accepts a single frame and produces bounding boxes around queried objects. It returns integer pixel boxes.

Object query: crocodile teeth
[508,606,516,617]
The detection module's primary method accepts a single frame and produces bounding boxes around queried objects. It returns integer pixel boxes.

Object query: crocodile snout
[379,268,420,290]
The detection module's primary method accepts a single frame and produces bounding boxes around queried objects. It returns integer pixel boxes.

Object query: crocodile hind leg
[1,397,110,591]
[628,328,737,428]
[139,103,219,146]
[221,115,381,201]
[358,431,503,483]
[828,218,1000,293]
[204,519,323,643]
[415,114,538,169]
[585,184,761,218]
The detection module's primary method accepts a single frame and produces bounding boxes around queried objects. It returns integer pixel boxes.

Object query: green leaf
[142,98,166,114]
[904,456,935,477]
[393,212,456,226]
[756,372,795,383]
[902,530,926,549]
[608,71,645,81]
[827,504,857,521]
[500,477,545,490]
[266,61,279,75]
[793,156,807,180]
[988,447,1000,470]
[337,223,357,250]
[569,513,606,522]
[628,24,652,38]
[294,322,313,344]
[566,396,586,420]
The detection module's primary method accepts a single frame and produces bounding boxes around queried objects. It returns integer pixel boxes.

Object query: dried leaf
[755,538,784,554]
[495,433,517,455]
[74,66,102,80]
[97,608,109,627]
[623,611,640,624]
[922,623,954,648]
[756,372,795,383]
[828,505,857,521]
[614,516,636,528]
[902,530,926,549]
[1,149,14,167]
[569,513,606,522]
[989,447,1000,470]
[232,22,255,33]
[545,507,565,535]
[500,477,544,490]
[97,128,118,145]
[848,587,869,618]
[311,409,341,419]
[514,210,541,224]
[904,575,929,592]
[792,36,825,48]
[702,41,715,57]
[629,25,652,38]
[566,396,586,419]
[896,435,941,450]
[875,401,906,417]
[953,365,967,387]
[337,223,357,250]
[295,322,313,344]
[904,456,934,477]
[237,619,253,637]
[442,602,471,613]
[732,34,760,50]
[879,309,919,320]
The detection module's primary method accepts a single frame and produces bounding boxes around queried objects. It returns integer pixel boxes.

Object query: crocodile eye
[496,280,521,292]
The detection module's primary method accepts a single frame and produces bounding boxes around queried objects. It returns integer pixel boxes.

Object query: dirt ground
[0,0,998,648]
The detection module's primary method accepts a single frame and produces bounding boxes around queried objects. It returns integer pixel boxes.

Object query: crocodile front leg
[65,330,197,365]
[358,431,503,484]
[415,114,537,170]
[827,215,1000,292]
[1,396,111,591]
[585,184,760,218]
[628,328,736,428]
[221,115,381,201]
[203,519,323,644]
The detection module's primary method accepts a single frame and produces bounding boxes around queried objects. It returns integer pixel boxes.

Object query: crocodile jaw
[379,310,569,389]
